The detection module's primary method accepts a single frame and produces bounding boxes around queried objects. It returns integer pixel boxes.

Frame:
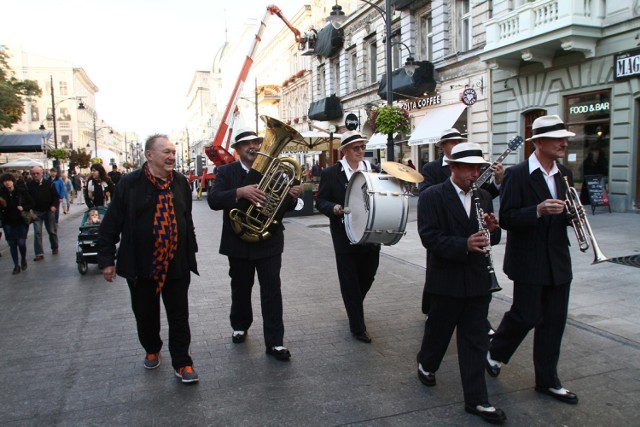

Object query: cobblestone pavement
[0,195,639,426]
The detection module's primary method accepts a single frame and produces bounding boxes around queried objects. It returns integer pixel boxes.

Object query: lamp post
[328,0,417,162]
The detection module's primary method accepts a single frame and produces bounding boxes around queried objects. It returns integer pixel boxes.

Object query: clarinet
[471,183,502,293]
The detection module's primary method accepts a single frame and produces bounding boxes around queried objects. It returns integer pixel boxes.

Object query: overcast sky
[2,0,306,140]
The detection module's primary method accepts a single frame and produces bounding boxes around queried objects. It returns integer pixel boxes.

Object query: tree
[0,46,42,129]
[69,149,92,170]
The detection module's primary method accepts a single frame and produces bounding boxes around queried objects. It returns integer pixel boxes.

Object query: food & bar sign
[614,48,640,81]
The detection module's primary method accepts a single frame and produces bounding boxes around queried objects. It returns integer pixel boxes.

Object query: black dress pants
[417,294,491,406]
[490,282,571,388]
[335,250,379,334]
[127,277,192,370]
[228,255,284,348]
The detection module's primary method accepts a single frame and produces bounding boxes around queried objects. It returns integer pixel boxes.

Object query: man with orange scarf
[97,134,199,383]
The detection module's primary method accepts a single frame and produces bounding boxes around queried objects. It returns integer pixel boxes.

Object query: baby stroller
[76,206,108,275]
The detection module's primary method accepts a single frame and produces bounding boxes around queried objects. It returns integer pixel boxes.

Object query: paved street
[1,195,639,426]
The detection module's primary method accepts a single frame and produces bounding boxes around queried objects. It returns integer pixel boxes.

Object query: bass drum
[344,171,409,246]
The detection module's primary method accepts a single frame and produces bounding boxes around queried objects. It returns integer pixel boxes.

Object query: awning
[365,133,397,150]
[408,104,467,146]
[283,130,340,153]
[0,132,52,153]
[0,157,44,169]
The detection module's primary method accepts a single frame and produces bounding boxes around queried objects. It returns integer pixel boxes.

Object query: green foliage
[69,149,91,170]
[0,46,42,130]
[91,157,103,165]
[47,148,68,161]
[370,105,411,135]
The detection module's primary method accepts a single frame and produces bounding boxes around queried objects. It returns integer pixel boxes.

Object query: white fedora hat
[527,115,575,141]
[339,131,368,150]
[231,127,263,148]
[444,142,490,165]
[436,128,467,146]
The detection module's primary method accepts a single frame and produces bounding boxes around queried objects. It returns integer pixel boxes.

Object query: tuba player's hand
[237,184,266,205]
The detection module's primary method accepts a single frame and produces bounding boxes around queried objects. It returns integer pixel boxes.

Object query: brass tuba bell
[229,115,303,242]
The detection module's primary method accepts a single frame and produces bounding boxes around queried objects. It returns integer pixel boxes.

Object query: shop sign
[460,88,477,106]
[400,95,442,112]
[345,113,359,131]
[568,102,610,115]
[614,48,640,81]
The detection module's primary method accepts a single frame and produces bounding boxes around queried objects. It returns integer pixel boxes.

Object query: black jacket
[418,180,500,297]
[0,186,34,226]
[207,161,288,260]
[315,162,380,255]
[26,179,59,212]
[96,168,198,280]
[499,160,572,286]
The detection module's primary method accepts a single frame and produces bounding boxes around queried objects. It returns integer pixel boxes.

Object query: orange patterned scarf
[143,163,178,293]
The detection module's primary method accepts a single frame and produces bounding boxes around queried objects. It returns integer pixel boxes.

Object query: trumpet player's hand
[333,204,346,217]
[492,162,505,185]
[237,184,266,205]
[467,230,490,253]
[288,185,301,199]
[537,199,566,217]
[483,212,500,232]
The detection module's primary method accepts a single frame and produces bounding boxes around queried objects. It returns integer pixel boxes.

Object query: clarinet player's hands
[467,230,490,253]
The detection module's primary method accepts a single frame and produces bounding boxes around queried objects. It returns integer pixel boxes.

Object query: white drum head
[344,171,371,244]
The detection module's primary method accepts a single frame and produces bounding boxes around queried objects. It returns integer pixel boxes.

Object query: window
[420,13,433,61]
[59,81,68,96]
[332,59,340,95]
[318,66,326,98]
[458,0,472,52]
[350,51,358,91]
[391,40,400,69]
[292,52,299,75]
[563,91,611,198]
[369,42,378,84]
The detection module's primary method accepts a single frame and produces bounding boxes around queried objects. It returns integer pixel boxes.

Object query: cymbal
[381,161,424,183]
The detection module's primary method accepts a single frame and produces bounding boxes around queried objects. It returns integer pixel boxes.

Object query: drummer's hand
[102,266,116,282]
[333,204,345,217]
[237,184,266,205]
[288,185,301,199]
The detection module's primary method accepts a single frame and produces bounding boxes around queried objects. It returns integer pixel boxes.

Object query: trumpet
[471,183,502,293]
[563,176,608,264]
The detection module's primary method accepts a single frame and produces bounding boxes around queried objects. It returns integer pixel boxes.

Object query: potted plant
[370,105,411,135]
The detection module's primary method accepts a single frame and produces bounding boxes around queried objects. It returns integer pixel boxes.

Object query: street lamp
[328,0,417,162]
[77,102,112,158]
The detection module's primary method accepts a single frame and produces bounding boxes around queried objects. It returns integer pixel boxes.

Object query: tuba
[229,115,303,243]
[563,176,608,264]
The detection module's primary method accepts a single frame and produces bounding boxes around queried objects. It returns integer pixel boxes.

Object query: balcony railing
[483,0,604,55]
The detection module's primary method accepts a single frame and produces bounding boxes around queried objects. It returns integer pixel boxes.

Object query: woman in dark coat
[85,163,115,207]
[0,173,34,274]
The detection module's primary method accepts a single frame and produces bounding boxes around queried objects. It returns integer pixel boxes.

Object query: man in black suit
[316,131,380,343]
[208,126,300,361]
[418,128,504,316]
[486,115,579,405]
[416,142,505,424]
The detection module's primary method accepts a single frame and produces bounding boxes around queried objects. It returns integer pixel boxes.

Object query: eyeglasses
[350,145,366,151]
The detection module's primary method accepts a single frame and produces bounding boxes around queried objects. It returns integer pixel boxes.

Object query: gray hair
[144,134,169,152]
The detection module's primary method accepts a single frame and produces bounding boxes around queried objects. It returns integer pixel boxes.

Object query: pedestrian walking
[49,168,66,223]
[0,173,34,274]
[85,163,115,207]
[97,134,200,383]
[26,166,59,261]
[61,172,72,214]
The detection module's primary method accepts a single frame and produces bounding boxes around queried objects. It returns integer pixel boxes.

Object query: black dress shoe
[12,266,21,275]
[266,346,291,361]
[232,331,247,343]
[485,353,501,377]
[352,331,372,343]
[417,364,436,387]
[535,386,579,404]
[465,403,506,424]
[21,260,27,270]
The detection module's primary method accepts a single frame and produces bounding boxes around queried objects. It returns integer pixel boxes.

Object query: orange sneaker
[143,352,161,369]
[175,365,199,383]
